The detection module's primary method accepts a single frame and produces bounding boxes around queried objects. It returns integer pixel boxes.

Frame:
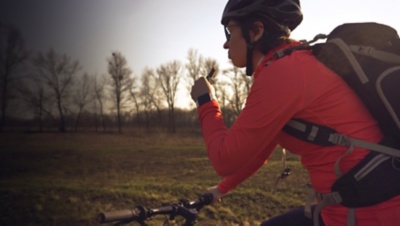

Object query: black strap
[282,118,338,146]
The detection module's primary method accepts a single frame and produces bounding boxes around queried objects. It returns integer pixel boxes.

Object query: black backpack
[277,22,400,146]
[313,23,400,143]
[275,22,400,225]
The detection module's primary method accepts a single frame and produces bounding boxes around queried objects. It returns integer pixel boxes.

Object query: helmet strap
[240,23,255,76]
[245,43,255,76]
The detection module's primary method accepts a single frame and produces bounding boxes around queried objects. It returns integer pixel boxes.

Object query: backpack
[275,22,400,226]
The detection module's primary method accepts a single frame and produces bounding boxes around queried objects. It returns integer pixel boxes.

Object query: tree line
[0,23,252,133]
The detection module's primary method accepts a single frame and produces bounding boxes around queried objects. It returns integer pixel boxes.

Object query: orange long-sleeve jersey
[197,42,400,225]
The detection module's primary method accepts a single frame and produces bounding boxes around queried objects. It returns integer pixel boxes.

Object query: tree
[185,49,219,83]
[185,49,219,109]
[213,79,235,127]
[72,73,94,131]
[128,75,140,128]
[223,64,252,117]
[32,48,81,132]
[17,76,55,132]
[0,23,29,131]
[140,67,164,130]
[156,60,182,133]
[107,51,132,133]
[185,49,204,87]
[93,74,108,132]
[203,58,219,78]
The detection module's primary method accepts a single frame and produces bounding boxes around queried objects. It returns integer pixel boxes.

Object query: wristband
[196,93,212,107]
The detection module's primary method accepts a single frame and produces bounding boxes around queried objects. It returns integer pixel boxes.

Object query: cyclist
[190,0,400,225]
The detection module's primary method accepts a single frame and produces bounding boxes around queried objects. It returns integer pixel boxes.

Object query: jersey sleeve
[199,61,305,172]
[217,141,278,194]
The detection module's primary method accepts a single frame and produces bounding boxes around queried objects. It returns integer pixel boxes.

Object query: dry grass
[0,131,310,225]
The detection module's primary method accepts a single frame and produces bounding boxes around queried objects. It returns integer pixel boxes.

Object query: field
[0,131,311,225]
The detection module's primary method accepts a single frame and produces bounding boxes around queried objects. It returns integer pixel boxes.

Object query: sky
[1,0,400,107]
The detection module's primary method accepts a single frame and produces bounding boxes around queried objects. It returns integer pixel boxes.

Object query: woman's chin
[228,59,245,68]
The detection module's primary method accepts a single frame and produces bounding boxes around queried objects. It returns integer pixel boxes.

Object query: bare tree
[156,60,182,133]
[107,51,132,133]
[128,75,141,128]
[0,23,29,131]
[213,79,234,127]
[185,49,204,87]
[203,58,219,78]
[32,48,80,132]
[185,50,220,109]
[72,73,94,131]
[93,74,108,132]
[17,76,55,132]
[223,64,252,117]
[185,49,220,86]
[140,67,164,130]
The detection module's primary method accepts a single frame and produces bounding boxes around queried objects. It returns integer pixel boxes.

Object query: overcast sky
[1,0,400,107]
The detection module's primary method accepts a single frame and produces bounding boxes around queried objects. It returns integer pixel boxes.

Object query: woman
[190,0,400,225]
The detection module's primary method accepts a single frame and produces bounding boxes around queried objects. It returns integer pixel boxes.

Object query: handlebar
[97,193,214,226]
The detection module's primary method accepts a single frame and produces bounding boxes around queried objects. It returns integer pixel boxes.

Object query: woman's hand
[190,77,215,103]
[206,185,226,205]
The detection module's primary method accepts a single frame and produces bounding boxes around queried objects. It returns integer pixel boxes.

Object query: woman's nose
[223,40,229,49]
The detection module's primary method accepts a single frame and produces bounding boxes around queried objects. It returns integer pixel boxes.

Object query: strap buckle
[328,133,352,146]
[316,191,343,205]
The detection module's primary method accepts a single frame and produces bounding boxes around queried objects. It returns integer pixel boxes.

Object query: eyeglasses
[224,24,239,41]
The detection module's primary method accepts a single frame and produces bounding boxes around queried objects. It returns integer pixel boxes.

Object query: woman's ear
[252,21,265,42]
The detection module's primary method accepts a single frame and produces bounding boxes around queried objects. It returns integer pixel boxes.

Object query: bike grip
[97,208,139,223]
[184,192,214,209]
[200,193,214,205]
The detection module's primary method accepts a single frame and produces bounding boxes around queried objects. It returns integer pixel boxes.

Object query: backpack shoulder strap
[283,119,337,146]
[283,119,400,158]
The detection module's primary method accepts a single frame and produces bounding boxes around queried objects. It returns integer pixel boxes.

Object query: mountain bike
[97,193,214,226]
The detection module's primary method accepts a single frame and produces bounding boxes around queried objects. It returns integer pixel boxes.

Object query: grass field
[0,131,311,225]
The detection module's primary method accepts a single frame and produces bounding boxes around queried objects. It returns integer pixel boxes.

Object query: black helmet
[221,0,303,33]
[221,0,303,76]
